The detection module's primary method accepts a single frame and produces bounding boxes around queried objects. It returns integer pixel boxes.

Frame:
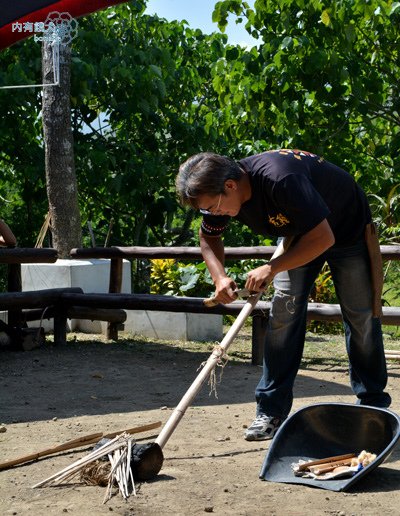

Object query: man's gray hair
[176,152,241,207]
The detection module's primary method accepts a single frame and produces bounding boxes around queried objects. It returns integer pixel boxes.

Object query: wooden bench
[68,245,400,364]
[0,287,127,347]
[55,291,400,364]
[2,245,399,361]
[0,287,82,348]
[0,248,126,346]
[0,247,58,327]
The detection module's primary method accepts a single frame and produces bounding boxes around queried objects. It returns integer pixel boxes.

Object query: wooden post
[7,263,22,329]
[53,308,67,345]
[53,291,84,346]
[107,258,123,340]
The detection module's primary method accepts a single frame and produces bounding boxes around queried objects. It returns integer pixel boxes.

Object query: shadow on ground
[0,336,358,424]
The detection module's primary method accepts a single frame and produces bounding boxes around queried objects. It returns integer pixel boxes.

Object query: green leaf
[390,2,400,15]
[226,47,240,60]
[149,64,162,78]
[281,36,293,50]
[320,9,331,27]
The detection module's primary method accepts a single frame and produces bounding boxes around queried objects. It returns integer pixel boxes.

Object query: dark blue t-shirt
[201,149,371,246]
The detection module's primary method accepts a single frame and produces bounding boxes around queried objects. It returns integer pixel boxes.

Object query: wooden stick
[156,291,263,449]
[0,432,103,471]
[297,453,356,472]
[103,421,161,440]
[156,237,293,450]
[0,421,161,471]
[308,458,354,475]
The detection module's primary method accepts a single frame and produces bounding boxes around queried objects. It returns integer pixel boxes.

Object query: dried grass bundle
[33,433,137,503]
[80,461,111,487]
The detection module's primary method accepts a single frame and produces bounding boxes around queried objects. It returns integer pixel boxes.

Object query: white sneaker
[244,414,283,441]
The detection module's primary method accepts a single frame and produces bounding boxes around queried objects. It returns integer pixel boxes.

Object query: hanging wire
[0,39,60,90]
[0,13,78,90]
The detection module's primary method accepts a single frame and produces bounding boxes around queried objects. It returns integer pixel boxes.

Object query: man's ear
[224,179,237,191]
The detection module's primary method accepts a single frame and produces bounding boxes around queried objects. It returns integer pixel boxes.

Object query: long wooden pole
[155,237,293,450]
[155,291,262,449]
[0,421,161,471]
[69,244,400,261]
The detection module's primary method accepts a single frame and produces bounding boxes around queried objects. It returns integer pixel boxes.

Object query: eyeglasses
[200,193,223,215]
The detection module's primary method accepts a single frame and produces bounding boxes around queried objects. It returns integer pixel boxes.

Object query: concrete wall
[123,310,222,341]
[22,259,131,294]
[22,259,131,332]
[21,259,222,341]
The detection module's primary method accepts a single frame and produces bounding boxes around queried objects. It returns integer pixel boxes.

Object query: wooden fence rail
[70,245,400,261]
[1,245,399,363]
[58,292,400,364]
[0,248,58,264]
[69,245,400,343]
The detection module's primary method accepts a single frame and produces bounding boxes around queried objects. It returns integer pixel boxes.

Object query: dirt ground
[1,330,400,516]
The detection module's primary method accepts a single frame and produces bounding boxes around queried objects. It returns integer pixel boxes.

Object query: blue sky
[145,0,257,46]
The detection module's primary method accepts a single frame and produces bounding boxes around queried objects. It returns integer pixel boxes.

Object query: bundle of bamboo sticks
[0,421,161,471]
[33,433,136,503]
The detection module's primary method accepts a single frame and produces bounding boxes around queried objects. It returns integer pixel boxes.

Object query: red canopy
[0,0,128,50]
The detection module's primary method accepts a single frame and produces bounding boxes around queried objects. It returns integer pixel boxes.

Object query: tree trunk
[42,41,82,258]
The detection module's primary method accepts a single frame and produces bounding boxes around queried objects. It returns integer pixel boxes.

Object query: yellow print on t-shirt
[268,213,290,227]
[275,149,324,162]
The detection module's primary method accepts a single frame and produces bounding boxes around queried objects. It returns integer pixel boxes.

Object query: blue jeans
[255,241,391,418]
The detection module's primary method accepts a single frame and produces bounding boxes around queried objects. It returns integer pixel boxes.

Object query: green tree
[3,0,398,253]
[0,42,46,246]
[69,3,233,246]
[212,0,400,194]
[0,2,234,247]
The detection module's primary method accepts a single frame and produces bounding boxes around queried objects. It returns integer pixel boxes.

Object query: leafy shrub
[150,257,270,327]
[308,264,342,334]
[369,185,400,245]
[382,261,400,337]
[150,258,267,297]
[150,259,214,297]
[309,264,338,304]
[369,186,400,319]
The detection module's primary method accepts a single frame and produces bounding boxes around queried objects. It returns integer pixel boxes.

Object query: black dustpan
[260,402,400,492]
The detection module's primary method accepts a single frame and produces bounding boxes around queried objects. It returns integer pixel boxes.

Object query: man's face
[197,180,242,217]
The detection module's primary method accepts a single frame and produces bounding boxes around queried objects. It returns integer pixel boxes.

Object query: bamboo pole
[0,433,102,471]
[0,421,161,471]
[155,291,263,449]
[155,236,293,450]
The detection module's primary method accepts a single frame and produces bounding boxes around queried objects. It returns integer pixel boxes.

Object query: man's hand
[214,276,238,304]
[244,221,335,292]
[245,263,272,292]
